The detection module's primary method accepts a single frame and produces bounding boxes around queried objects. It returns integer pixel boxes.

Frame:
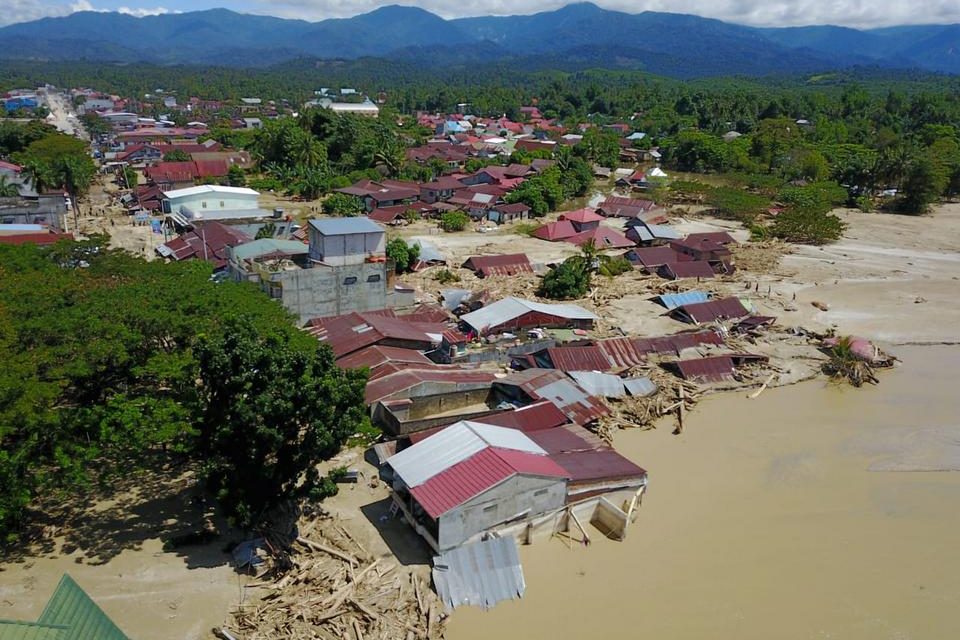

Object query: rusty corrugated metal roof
[674,356,736,382]
[462,253,533,277]
[669,297,749,324]
[546,346,611,372]
[496,369,609,425]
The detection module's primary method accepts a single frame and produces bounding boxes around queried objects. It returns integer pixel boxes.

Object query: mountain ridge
[0,3,957,77]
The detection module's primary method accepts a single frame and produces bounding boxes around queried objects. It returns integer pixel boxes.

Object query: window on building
[483,504,498,514]
[201,201,207,208]
[366,274,381,283]
[534,488,549,497]
[219,200,225,208]
[343,276,358,285]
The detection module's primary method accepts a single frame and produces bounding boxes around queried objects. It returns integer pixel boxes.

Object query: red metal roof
[670,298,749,324]
[533,220,577,241]
[335,345,433,371]
[660,261,716,280]
[409,400,570,444]
[559,208,604,224]
[365,368,496,405]
[158,221,250,265]
[603,196,657,209]
[496,369,609,425]
[674,356,736,382]
[546,346,612,372]
[551,448,648,484]
[410,447,568,519]
[0,232,73,246]
[684,231,737,245]
[527,424,603,454]
[462,253,533,277]
[567,227,634,250]
[596,337,649,368]
[625,246,678,267]
[306,311,445,358]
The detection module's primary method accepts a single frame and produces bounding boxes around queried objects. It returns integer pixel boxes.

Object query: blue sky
[5,0,960,29]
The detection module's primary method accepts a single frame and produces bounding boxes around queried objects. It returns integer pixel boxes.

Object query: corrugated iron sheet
[546,346,611,372]
[660,261,716,280]
[528,424,605,454]
[567,371,626,398]
[623,376,658,397]
[36,575,129,640]
[461,297,596,334]
[551,449,648,484]
[670,298,750,324]
[463,254,533,277]
[655,291,711,310]
[388,422,548,488]
[0,621,69,640]
[365,368,495,405]
[596,337,648,368]
[335,345,433,370]
[433,537,525,611]
[675,356,736,382]
[410,447,567,518]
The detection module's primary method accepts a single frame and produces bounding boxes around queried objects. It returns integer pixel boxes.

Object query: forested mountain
[0,3,958,77]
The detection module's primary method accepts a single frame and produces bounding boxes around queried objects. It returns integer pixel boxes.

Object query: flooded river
[447,346,960,640]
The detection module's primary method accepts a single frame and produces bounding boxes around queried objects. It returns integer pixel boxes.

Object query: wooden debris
[230,511,445,640]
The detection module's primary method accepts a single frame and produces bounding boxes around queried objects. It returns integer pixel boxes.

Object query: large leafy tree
[195,317,368,528]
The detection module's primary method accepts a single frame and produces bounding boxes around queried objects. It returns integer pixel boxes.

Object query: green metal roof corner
[0,620,70,640]
[36,574,130,640]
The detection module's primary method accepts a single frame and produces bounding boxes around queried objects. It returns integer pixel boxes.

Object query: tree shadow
[360,497,433,567]
[3,463,240,571]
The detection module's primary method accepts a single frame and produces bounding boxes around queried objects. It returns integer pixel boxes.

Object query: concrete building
[230,217,406,322]
[0,195,68,230]
[161,185,271,223]
[387,421,569,551]
[307,217,386,266]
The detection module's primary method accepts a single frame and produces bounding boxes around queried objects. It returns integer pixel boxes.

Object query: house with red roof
[559,208,604,232]
[533,219,577,241]
[566,226,635,250]
[386,421,570,550]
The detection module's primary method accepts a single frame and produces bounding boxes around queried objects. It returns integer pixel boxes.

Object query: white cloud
[0,0,176,26]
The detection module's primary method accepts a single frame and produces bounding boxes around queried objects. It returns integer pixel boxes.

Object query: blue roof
[309,217,384,236]
[656,291,711,311]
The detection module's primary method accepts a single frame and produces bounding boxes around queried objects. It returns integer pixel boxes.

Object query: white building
[307,217,386,267]
[161,185,270,222]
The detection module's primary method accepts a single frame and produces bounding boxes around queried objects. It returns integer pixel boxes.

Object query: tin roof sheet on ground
[623,376,658,397]
[567,371,627,398]
[595,337,648,368]
[674,356,736,382]
[655,291,710,310]
[433,536,525,611]
[670,297,750,324]
[411,238,445,264]
[388,421,548,488]
[497,369,609,425]
[461,297,596,334]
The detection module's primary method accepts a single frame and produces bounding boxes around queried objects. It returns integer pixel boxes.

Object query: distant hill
[0,3,957,77]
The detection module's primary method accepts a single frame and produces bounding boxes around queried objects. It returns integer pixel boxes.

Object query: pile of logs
[225,512,445,640]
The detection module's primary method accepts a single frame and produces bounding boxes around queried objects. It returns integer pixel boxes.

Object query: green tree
[322,192,364,216]
[0,175,19,197]
[195,316,368,528]
[255,221,277,239]
[538,256,590,300]
[227,164,246,187]
[440,210,469,232]
[897,156,944,214]
[386,237,420,274]
[162,149,192,162]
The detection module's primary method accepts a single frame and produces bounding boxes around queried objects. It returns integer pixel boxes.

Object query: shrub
[433,268,461,284]
[597,255,633,277]
[386,238,420,274]
[322,192,364,217]
[770,206,845,245]
[440,210,470,232]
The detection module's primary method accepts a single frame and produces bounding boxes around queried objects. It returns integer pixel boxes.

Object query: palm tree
[18,158,53,195]
[0,175,19,197]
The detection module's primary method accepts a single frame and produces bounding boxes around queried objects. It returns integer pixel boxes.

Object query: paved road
[40,89,88,141]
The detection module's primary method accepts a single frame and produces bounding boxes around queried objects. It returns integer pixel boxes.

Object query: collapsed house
[460,297,597,335]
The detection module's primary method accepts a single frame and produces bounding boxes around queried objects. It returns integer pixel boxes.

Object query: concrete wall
[0,196,67,230]
[265,262,387,323]
[308,228,386,266]
[437,475,566,550]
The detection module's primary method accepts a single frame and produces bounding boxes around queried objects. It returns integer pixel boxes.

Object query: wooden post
[676,384,685,434]
[569,508,591,545]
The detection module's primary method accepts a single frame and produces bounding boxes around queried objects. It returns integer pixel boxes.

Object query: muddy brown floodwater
[447,345,960,640]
